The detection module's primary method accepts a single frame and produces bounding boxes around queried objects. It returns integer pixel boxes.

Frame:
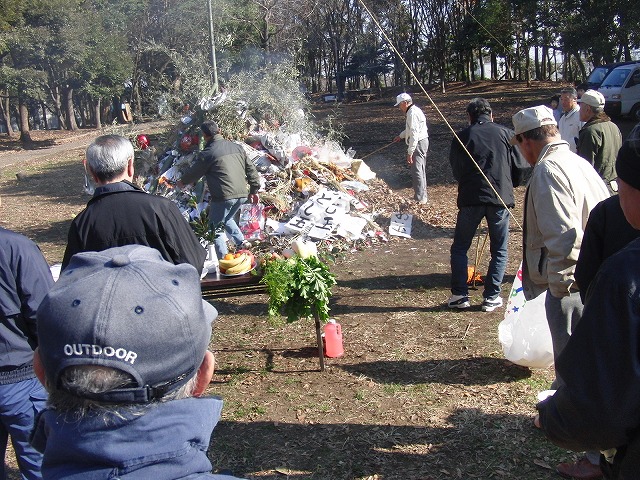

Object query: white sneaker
[447,294,470,309]
[481,297,503,312]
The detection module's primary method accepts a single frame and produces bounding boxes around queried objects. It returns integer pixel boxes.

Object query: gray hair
[520,124,559,142]
[560,87,577,99]
[46,365,199,421]
[85,135,134,183]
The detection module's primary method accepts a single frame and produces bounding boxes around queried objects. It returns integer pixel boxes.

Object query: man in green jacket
[178,121,261,259]
[577,90,622,195]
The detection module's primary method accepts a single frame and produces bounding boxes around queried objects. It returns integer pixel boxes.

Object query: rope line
[357,0,524,232]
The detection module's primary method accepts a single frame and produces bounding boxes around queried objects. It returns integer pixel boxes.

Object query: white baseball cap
[510,105,557,144]
[394,93,412,106]
[578,89,605,108]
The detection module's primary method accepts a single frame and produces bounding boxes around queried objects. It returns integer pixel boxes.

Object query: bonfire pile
[134,94,386,258]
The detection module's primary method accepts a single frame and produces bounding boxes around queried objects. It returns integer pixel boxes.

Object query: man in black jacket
[448,98,530,311]
[62,135,206,273]
[535,138,640,480]
[178,121,261,259]
[0,227,53,478]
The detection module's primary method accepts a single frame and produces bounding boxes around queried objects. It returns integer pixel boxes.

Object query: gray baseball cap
[37,245,217,403]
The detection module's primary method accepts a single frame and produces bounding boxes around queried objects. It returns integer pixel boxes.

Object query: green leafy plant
[261,255,336,323]
[261,254,337,371]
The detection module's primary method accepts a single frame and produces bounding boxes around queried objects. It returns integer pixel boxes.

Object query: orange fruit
[223,253,234,260]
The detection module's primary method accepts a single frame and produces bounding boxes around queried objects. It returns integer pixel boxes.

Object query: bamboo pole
[313,306,325,371]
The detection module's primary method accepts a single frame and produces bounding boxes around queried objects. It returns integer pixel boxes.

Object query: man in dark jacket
[62,135,206,274]
[574,195,640,302]
[577,90,622,195]
[32,245,243,479]
[0,227,53,479]
[535,139,640,480]
[178,121,261,259]
[447,98,530,311]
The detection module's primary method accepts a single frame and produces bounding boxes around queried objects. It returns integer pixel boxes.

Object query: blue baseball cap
[37,245,217,403]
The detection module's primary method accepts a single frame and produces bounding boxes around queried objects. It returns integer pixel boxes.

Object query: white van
[598,64,640,118]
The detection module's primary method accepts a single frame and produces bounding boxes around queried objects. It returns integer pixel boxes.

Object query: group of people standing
[429,87,637,479]
[1,129,257,478]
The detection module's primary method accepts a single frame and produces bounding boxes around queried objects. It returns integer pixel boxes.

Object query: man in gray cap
[393,93,429,204]
[577,89,622,195]
[32,245,243,479]
[511,105,609,479]
[535,136,640,479]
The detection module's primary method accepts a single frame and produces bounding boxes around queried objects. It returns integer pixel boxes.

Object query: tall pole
[206,0,219,94]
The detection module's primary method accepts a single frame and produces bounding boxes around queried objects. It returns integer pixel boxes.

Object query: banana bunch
[219,253,253,275]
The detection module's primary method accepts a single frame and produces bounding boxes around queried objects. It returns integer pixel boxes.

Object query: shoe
[481,297,503,312]
[447,294,470,309]
[556,457,603,480]
[417,198,428,204]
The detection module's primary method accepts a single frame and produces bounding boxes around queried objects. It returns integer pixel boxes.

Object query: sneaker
[481,297,503,312]
[447,294,470,309]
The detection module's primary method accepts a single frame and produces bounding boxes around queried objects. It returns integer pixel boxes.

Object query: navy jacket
[31,396,245,479]
[575,195,640,302]
[449,114,531,208]
[62,181,206,274]
[538,238,640,479]
[0,227,53,383]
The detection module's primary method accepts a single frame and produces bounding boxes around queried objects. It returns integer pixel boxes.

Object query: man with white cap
[577,89,622,195]
[393,93,429,204]
[511,105,609,479]
[31,245,243,479]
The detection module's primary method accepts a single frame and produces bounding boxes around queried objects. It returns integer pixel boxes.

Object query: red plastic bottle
[324,319,344,358]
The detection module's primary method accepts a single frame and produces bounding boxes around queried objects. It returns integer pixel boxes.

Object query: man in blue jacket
[0,227,53,479]
[32,245,243,479]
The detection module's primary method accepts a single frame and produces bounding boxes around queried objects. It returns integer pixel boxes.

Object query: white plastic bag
[498,262,554,368]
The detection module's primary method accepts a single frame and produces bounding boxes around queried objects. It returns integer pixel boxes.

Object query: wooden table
[200,269,266,300]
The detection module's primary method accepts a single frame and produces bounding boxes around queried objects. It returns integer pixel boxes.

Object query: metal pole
[206,0,219,93]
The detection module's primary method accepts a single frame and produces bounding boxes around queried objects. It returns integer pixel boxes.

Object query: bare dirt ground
[0,82,637,480]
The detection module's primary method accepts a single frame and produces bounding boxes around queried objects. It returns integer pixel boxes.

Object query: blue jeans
[0,377,47,479]
[209,198,246,258]
[450,205,510,300]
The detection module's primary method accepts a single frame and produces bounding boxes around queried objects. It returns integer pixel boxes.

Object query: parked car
[598,64,640,118]
[585,61,640,90]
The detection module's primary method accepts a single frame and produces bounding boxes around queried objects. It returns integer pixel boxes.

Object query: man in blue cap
[32,245,243,479]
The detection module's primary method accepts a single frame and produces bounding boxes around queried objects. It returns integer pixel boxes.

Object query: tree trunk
[40,101,48,130]
[94,97,102,129]
[18,94,32,143]
[0,91,14,136]
[63,86,78,131]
